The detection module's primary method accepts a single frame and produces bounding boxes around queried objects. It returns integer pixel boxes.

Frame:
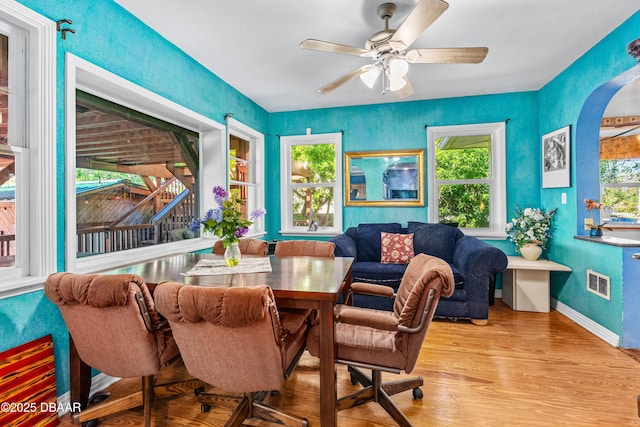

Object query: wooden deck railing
[0,231,14,257]
[77,224,156,256]
[77,188,197,256]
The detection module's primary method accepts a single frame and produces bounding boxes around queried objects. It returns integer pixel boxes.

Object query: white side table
[502,256,572,312]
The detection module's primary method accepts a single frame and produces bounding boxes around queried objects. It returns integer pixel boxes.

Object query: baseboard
[55,373,120,417]
[551,298,620,347]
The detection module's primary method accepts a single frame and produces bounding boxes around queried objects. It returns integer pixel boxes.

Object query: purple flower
[211,208,222,223]
[234,226,249,238]
[250,207,267,219]
[213,186,228,206]
[189,219,201,233]
[203,209,215,221]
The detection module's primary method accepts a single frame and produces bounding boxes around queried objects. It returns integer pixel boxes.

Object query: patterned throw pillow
[380,232,414,264]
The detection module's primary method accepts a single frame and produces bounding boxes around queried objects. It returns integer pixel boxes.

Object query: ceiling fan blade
[394,77,414,99]
[300,39,373,57]
[406,47,488,64]
[318,64,375,94]
[389,0,449,51]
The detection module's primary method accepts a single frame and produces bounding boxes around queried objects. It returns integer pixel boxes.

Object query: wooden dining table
[69,253,353,427]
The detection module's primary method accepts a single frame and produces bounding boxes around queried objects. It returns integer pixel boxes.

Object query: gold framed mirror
[344,149,424,206]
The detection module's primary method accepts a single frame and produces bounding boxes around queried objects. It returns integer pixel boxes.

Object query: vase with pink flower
[584,199,610,237]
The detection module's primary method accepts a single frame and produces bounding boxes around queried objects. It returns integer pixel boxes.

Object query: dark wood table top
[102,253,354,301]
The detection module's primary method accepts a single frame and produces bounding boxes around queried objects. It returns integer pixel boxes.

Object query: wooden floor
[56,300,640,426]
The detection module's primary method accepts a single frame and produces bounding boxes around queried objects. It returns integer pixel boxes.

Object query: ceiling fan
[300,0,488,98]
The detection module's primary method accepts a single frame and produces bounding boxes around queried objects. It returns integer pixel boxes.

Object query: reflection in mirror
[344,149,424,206]
[599,78,640,239]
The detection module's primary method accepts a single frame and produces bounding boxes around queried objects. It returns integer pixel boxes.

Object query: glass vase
[223,242,242,267]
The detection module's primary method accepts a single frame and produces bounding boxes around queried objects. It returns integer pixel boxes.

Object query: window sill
[279,229,340,237]
[0,275,50,300]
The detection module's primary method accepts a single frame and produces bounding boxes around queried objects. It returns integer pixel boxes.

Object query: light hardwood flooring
[56,300,640,426]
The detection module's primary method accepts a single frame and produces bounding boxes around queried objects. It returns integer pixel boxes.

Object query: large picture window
[74,90,200,258]
[280,133,342,236]
[66,54,225,273]
[427,122,506,238]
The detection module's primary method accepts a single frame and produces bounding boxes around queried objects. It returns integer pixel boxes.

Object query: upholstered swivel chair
[274,239,335,258]
[154,282,309,427]
[212,238,269,256]
[307,253,455,427]
[44,273,205,427]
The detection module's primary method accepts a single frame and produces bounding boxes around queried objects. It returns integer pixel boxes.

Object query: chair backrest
[212,238,269,256]
[154,283,287,393]
[393,254,455,372]
[44,273,173,378]
[274,240,335,258]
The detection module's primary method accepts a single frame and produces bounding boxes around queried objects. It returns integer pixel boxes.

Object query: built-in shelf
[574,235,640,247]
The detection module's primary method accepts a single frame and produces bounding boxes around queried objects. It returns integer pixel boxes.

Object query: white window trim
[0,1,56,299]
[427,122,506,239]
[226,117,265,237]
[280,132,343,236]
[65,53,226,274]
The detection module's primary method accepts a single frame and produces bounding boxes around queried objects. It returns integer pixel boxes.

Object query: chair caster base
[89,391,110,404]
[412,387,423,399]
[194,386,205,396]
[82,419,99,427]
[201,403,212,413]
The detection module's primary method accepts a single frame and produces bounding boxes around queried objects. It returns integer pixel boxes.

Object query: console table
[502,256,572,312]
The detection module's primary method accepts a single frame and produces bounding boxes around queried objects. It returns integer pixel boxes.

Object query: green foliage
[600,159,640,218]
[435,146,490,227]
[291,144,336,224]
[76,168,144,185]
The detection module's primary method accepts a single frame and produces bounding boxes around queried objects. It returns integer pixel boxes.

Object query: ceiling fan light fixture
[388,73,407,91]
[360,66,381,88]
[388,57,409,78]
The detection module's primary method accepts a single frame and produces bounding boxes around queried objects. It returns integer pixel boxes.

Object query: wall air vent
[586,270,610,300]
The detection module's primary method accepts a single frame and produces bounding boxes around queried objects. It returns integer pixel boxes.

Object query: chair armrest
[351,282,395,298]
[330,233,357,258]
[336,306,398,331]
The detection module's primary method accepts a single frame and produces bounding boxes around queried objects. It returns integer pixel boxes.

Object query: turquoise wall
[0,0,269,395]
[539,11,640,340]
[2,1,640,399]
[268,91,539,253]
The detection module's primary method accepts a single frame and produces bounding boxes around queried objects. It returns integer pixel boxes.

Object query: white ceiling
[114,0,639,113]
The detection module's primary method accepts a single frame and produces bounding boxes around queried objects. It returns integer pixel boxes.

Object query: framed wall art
[542,125,570,188]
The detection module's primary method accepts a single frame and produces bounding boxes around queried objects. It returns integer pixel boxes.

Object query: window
[599,117,640,223]
[74,90,200,258]
[427,122,506,238]
[0,3,56,297]
[227,117,265,236]
[66,54,225,274]
[280,133,342,236]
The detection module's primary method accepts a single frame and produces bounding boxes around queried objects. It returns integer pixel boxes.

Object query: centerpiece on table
[584,198,611,237]
[506,206,557,260]
[190,186,266,266]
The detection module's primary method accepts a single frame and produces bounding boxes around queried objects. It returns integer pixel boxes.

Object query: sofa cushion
[380,232,414,264]
[406,222,458,263]
[352,261,407,288]
[356,223,402,262]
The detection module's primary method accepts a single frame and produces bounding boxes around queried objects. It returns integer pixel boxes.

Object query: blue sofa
[330,222,508,325]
